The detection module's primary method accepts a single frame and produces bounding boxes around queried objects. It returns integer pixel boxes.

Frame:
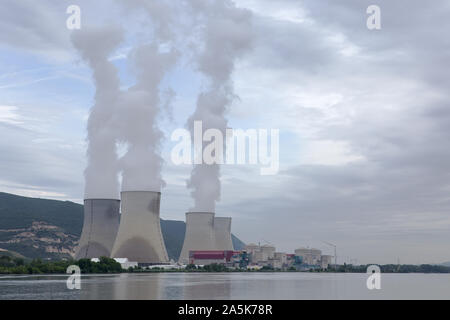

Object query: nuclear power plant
[214,217,234,251]
[75,199,120,259]
[76,191,235,265]
[110,191,169,264]
[70,0,250,270]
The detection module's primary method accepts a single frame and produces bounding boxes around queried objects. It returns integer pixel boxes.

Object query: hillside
[0,192,245,261]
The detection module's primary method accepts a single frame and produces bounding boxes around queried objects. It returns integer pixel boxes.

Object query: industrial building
[188,250,238,266]
[244,243,276,265]
[272,252,288,269]
[294,248,333,269]
[110,191,169,264]
[320,255,333,269]
[75,199,120,259]
[181,244,333,270]
[239,244,334,270]
[178,212,216,264]
[294,248,322,265]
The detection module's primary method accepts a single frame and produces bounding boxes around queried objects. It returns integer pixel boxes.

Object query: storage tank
[178,212,215,264]
[75,199,120,259]
[214,217,234,251]
[110,191,169,264]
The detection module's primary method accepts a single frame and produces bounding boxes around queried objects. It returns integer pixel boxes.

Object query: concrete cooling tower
[75,199,120,259]
[214,217,234,251]
[110,191,169,264]
[178,212,216,264]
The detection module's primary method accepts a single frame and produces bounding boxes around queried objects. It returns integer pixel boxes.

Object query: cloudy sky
[1,0,450,264]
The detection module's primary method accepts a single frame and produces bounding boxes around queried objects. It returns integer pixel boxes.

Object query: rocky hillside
[0,221,77,259]
[0,192,245,261]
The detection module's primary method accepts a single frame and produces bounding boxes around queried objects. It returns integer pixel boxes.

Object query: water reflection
[181,273,231,299]
[80,273,232,300]
[81,274,161,299]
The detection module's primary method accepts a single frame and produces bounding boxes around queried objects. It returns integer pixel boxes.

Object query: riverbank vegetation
[0,256,121,274]
[2,255,450,274]
[326,263,450,274]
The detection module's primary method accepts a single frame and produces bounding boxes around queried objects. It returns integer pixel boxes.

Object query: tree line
[2,255,450,274]
[0,255,121,274]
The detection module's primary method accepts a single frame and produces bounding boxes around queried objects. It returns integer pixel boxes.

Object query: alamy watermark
[366,265,381,290]
[65,4,380,31]
[171,121,279,175]
[367,5,381,30]
[66,265,81,290]
[66,5,81,30]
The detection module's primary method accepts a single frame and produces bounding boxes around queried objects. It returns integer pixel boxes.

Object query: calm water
[1,273,450,300]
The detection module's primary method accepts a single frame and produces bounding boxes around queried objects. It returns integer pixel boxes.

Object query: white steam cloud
[72,1,178,198]
[119,44,178,192]
[72,0,250,206]
[187,0,253,212]
[71,27,123,199]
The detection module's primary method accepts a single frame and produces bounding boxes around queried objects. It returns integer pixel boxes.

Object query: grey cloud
[0,0,71,59]
[0,121,84,199]
[250,15,340,73]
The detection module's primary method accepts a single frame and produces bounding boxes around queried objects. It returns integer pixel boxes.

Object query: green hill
[0,192,245,261]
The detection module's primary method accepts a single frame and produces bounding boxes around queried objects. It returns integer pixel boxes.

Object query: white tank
[75,199,120,259]
[214,217,234,251]
[178,212,215,264]
[110,191,169,264]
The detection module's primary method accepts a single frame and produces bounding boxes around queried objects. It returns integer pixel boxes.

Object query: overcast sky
[1,0,450,264]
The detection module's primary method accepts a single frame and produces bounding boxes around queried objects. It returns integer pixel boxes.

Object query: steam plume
[187,0,253,212]
[119,44,178,192]
[117,0,179,192]
[71,27,123,199]
[73,0,178,197]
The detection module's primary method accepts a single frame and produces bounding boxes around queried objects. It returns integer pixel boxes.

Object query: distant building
[270,252,288,269]
[320,255,333,269]
[147,264,184,270]
[286,254,295,264]
[244,243,260,255]
[274,252,288,264]
[189,250,237,265]
[90,257,138,269]
[261,245,276,261]
[294,248,333,269]
[295,248,322,265]
[113,258,138,269]
[245,243,276,265]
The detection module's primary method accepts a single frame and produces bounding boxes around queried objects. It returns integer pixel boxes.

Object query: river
[1,272,449,300]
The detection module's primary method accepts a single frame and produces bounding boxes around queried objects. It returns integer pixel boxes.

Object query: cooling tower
[214,217,234,251]
[75,199,120,259]
[110,191,169,264]
[178,212,215,264]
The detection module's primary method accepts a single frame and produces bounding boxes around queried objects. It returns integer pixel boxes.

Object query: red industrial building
[189,250,240,265]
